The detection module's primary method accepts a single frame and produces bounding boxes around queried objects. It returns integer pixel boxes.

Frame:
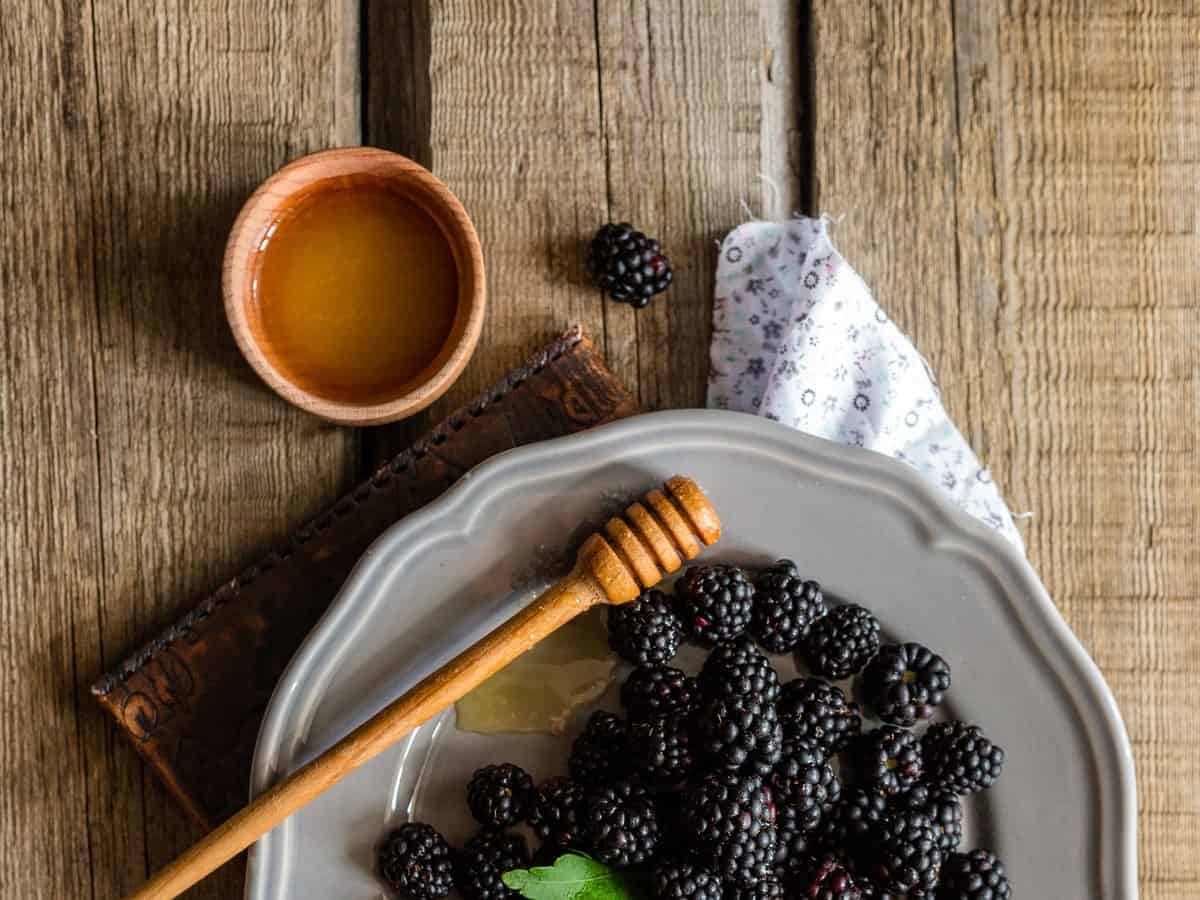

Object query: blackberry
[730,878,783,900]
[896,784,963,854]
[922,721,1005,795]
[682,772,777,886]
[454,830,530,900]
[569,711,627,787]
[467,763,534,828]
[609,589,685,665]
[654,859,724,900]
[696,692,783,776]
[377,822,454,900]
[776,678,862,758]
[795,856,864,900]
[676,565,755,646]
[799,604,881,680]
[527,778,587,851]
[868,808,943,896]
[937,849,1011,900]
[621,664,700,721]
[862,642,951,727]
[771,740,841,872]
[751,560,827,653]
[584,780,660,867]
[854,726,923,797]
[587,222,673,307]
[628,713,695,784]
[700,639,782,703]
[819,787,888,862]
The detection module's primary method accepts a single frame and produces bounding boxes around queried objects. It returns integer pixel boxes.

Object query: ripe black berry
[676,565,755,646]
[696,692,783,776]
[682,772,777,886]
[454,830,530,900]
[568,711,627,787]
[584,780,660,867]
[896,783,963,854]
[862,642,951,726]
[868,808,943,895]
[377,822,453,900]
[819,786,888,862]
[776,677,862,758]
[799,604,881,679]
[621,664,700,721]
[587,223,673,308]
[751,559,827,653]
[526,778,586,851]
[937,849,1011,900]
[466,763,533,828]
[854,726,923,797]
[771,739,841,872]
[653,859,724,900]
[609,589,685,665]
[628,713,695,785]
[795,856,864,900]
[700,639,781,703]
[922,721,1005,795]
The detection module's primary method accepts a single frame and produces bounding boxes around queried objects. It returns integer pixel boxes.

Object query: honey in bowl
[250,174,459,405]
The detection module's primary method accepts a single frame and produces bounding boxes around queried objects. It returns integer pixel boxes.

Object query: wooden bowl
[223,147,485,426]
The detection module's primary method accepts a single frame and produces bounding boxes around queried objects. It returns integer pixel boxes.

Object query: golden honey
[251,175,459,404]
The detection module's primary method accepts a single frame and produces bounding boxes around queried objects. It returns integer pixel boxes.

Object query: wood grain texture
[810,2,1200,896]
[1,2,358,898]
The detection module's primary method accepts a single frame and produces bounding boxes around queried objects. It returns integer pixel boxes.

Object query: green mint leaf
[501,851,645,900]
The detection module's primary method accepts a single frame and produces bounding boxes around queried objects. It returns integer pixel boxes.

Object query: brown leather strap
[91,327,638,828]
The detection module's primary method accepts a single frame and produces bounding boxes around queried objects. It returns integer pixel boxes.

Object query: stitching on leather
[92,326,588,695]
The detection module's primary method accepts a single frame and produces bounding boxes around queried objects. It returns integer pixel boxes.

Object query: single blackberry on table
[772,740,841,872]
[526,777,587,852]
[676,564,755,646]
[794,856,864,900]
[922,721,1005,795]
[609,589,685,665]
[584,779,660,867]
[776,677,862,758]
[454,830,530,900]
[696,692,784,776]
[730,877,783,900]
[654,859,724,900]
[936,849,1011,900]
[867,808,943,896]
[896,784,963,854]
[568,710,627,787]
[377,822,454,900]
[799,604,881,680]
[862,642,951,727]
[751,560,827,653]
[682,772,777,886]
[818,787,889,863]
[628,713,696,784]
[700,639,782,703]
[854,726,923,797]
[587,222,673,308]
[467,763,534,828]
[621,664,700,721]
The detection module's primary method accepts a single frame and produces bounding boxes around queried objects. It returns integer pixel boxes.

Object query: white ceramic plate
[247,410,1136,900]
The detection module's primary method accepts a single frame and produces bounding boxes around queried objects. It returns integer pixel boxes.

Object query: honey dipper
[125,475,720,900]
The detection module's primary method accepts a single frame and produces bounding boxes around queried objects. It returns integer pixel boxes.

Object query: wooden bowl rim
[222,147,486,426]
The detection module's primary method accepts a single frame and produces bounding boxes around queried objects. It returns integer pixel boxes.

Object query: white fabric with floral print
[708,216,1023,550]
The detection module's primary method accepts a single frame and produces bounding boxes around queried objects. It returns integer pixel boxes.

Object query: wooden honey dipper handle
[124,476,719,900]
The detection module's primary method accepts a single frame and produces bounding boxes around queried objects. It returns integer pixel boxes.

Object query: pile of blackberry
[377,560,1012,900]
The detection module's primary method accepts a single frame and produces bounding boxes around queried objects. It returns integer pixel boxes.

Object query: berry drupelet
[776,678,862,759]
[751,559,827,653]
[683,772,778,886]
[936,849,1012,900]
[795,856,864,900]
[526,777,587,852]
[862,642,951,726]
[653,859,724,900]
[568,710,627,787]
[771,739,841,872]
[854,726,923,797]
[896,783,963,854]
[466,763,534,828]
[587,223,673,308]
[609,589,685,665]
[676,565,755,646]
[627,713,696,785]
[584,779,660,867]
[700,638,782,703]
[377,822,454,900]
[454,830,530,900]
[922,721,1005,795]
[621,664,700,721]
[868,808,944,896]
[799,604,881,680]
[696,692,784,776]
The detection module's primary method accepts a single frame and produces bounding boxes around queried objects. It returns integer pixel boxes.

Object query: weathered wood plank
[1,2,359,897]
[811,2,1200,897]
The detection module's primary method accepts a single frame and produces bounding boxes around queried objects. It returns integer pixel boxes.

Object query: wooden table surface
[4,2,1197,897]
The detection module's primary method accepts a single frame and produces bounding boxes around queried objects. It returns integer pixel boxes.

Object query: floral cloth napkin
[708,216,1023,550]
